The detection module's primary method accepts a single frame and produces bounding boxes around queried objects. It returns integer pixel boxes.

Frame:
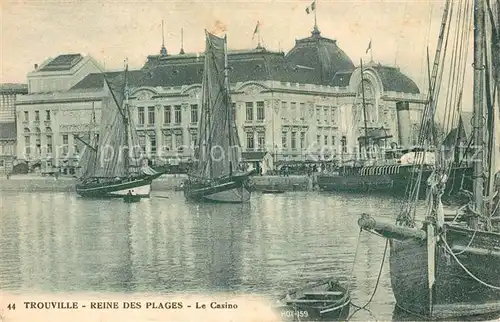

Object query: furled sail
[78,133,98,179]
[93,78,129,177]
[192,31,240,180]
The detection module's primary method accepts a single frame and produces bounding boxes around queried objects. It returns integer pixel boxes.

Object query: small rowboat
[123,194,141,203]
[276,279,350,321]
[262,189,286,194]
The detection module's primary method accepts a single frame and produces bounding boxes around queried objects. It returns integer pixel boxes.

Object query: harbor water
[0,189,428,321]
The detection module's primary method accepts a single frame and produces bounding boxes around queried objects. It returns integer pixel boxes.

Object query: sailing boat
[358,0,500,318]
[183,31,253,203]
[75,65,163,198]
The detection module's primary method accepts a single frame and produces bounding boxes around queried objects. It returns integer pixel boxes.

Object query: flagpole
[370,40,373,62]
[258,27,261,48]
[314,0,318,30]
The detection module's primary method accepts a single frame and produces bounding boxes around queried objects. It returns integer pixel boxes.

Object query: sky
[1,0,474,109]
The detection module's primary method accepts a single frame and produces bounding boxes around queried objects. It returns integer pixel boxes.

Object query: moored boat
[317,162,472,199]
[183,30,252,203]
[275,279,351,321]
[358,0,500,318]
[262,189,286,194]
[123,191,141,203]
[75,65,164,198]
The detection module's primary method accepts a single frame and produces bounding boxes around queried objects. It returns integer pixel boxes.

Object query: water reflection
[1,191,412,320]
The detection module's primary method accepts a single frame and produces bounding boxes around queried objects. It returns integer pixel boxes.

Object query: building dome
[332,62,421,94]
[284,28,355,85]
[370,64,420,94]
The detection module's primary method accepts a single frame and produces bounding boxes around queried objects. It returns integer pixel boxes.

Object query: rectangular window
[291,132,297,150]
[246,132,254,150]
[316,135,321,146]
[35,110,39,121]
[73,135,79,154]
[324,108,328,124]
[191,133,198,148]
[291,102,297,121]
[316,107,320,123]
[300,132,305,149]
[148,106,155,125]
[164,134,172,151]
[246,102,253,121]
[299,103,306,119]
[0,160,4,167]
[190,104,198,123]
[63,135,68,155]
[256,101,265,121]
[46,110,50,121]
[331,136,336,147]
[175,132,183,152]
[282,101,288,112]
[331,107,336,124]
[25,136,31,154]
[257,132,265,150]
[282,131,287,150]
[324,135,328,146]
[341,136,347,153]
[150,138,157,154]
[138,107,145,125]
[174,105,182,124]
[164,106,171,124]
[24,111,29,122]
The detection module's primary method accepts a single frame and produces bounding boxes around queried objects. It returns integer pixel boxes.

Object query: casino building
[15,26,426,173]
[0,83,28,175]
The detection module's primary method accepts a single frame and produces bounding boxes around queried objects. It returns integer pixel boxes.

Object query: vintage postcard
[1,0,500,321]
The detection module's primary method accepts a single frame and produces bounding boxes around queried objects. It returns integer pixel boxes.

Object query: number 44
[7,303,15,310]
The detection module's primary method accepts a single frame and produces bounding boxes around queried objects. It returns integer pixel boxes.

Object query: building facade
[16,28,426,172]
[15,54,104,173]
[0,83,28,175]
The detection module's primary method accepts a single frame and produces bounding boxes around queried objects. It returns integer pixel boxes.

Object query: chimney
[34,64,38,70]
[396,101,411,148]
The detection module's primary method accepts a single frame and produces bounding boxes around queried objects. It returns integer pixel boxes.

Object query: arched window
[358,78,378,123]
[23,127,30,134]
[341,136,347,153]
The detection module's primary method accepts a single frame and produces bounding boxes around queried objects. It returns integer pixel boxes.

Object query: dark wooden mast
[123,61,130,176]
[224,34,233,176]
[471,0,486,229]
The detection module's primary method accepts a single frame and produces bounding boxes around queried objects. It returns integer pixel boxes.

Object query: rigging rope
[442,237,500,290]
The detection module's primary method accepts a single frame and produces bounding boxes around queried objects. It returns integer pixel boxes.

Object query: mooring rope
[442,237,500,290]
[347,238,389,321]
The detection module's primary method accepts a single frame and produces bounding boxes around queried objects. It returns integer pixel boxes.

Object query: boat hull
[389,224,500,319]
[317,165,472,199]
[184,172,252,203]
[123,195,141,203]
[276,279,350,321]
[75,173,162,198]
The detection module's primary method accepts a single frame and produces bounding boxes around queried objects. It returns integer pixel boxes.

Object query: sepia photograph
[1,0,500,321]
